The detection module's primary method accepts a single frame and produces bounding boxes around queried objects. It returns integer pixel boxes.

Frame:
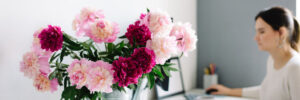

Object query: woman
[207,6,300,100]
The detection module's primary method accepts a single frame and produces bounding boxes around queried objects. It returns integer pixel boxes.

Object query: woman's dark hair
[255,6,300,51]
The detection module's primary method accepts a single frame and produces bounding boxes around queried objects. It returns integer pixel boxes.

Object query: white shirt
[242,50,300,100]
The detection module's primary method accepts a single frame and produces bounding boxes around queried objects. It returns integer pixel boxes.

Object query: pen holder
[203,74,218,89]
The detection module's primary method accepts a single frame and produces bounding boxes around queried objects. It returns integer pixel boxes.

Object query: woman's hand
[206,84,242,97]
[206,84,231,95]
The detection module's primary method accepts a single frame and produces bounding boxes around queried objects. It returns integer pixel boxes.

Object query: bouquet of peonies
[20,7,197,100]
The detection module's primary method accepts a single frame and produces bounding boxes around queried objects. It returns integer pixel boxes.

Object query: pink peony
[170,23,198,53]
[112,57,143,87]
[32,28,53,56]
[131,47,156,73]
[73,7,105,36]
[140,9,172,35]
[33,73,59,93]
[20,51,51,79]
[38,25,63,52]
[67,59,90,89]
[146,34,178,64]
[86,60,114,93]
[125,21,151,46]
[86,19,120,43]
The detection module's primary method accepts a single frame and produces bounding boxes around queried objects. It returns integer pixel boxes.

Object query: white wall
[0,0,197,99]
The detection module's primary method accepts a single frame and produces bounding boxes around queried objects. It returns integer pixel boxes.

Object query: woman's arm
[242,86,260,98]
[207,84,260,98]
[206,84,242,96]
[287,65,300,100]
[228,88,243,97]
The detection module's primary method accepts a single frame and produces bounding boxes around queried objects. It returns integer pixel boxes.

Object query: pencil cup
[203,74,218,89]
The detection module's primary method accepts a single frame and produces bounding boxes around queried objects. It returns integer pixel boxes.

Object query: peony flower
[86,19,120,43]
[38,25,63,52]
[140,9,173,36]
[146,34,178,64]
[20,51,51,79]
[86,60,114,93]
[67,59,90,89]
[73,7,105,36]
[112,57,143,87]
[131,47,156,73]
[32,28,53,56]
[170,23,198,54]
[32,28,43,52]
[125,21,151,46]
[33,73,59,93]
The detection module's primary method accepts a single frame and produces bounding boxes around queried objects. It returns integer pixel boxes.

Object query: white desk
[161,89,256,100]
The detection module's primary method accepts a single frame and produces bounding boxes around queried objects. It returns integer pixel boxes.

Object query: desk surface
[162,89,256,100]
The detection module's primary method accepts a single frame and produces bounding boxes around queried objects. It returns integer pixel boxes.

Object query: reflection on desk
[161,89,256,100]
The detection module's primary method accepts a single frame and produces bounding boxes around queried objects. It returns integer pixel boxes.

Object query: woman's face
[254,17,280,51]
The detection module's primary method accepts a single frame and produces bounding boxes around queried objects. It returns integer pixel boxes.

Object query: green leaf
[55,60,60,68]
[168,66,178,71]
[164,62,175,66]
[163,63,178,72]
[119,86,126,93]
[119,41,125,48]
[86,47,94,59]
[128,84,136,90]
[152,66,164,80]
[118,35,127,39]
[116,41,125,51]
[147,72,155,89]
[50,65,56,68]
[63,33,80,47]
[60,47,66,62]
[91,92,102,100]
[98,51,107,55]
[70,53,81,60]
[112,83,126,93]
[61,86,77,100]
[162,66,171,77]
[82,39,94,50]
[60,63,69,69]
[92,92,101,100]
[147,8,150,13]
[93,49,99,60]
[63,77,70,88]
[65,44,82,51]
[57,72,63,85]
[48,71,57,80]
[98,93,102,100]
[49,52,59,64]
[107,43,114,53]
[82,42,90,49]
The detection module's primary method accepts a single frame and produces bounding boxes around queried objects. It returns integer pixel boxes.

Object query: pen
[210,64,214,74]
[207,66,211,75]
[204,68,209,75]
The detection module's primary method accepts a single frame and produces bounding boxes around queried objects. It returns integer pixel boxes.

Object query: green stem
[105,43,108,52]
[179,52,184,58]
[69,50,81,60]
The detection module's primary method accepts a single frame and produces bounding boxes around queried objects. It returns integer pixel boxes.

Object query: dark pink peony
[112,57,143,87]
[131,47,156,73]
[38,25,63,52]
[125,21,151,46]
